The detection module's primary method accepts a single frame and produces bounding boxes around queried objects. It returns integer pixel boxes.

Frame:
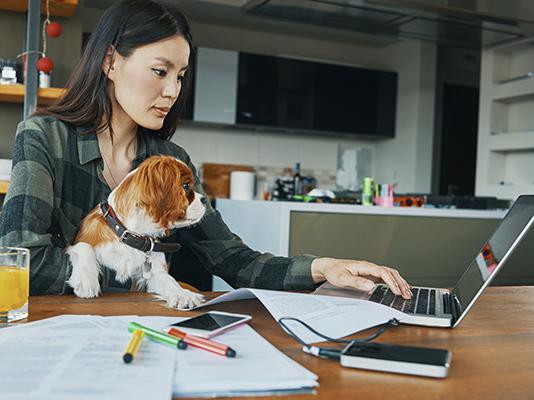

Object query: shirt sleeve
[0,123,72,295]
[174,155,319,291]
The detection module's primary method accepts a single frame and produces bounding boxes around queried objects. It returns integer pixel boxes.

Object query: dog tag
[142,257,152,279]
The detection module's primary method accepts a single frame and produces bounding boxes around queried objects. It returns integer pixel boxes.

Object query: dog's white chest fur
[96,241,152,282]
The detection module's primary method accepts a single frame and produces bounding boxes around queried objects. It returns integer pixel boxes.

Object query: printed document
[0,315,176,400]
[195,288,405,343]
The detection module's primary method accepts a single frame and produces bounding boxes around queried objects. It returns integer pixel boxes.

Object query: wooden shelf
[0,180,9,195]
[0,0,78,17]
[0,84,65,105]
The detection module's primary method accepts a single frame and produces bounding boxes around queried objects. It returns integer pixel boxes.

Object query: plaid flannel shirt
[0,116,317,295]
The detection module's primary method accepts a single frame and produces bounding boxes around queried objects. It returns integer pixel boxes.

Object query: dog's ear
[136,156,191,228]
[112,172,138,218]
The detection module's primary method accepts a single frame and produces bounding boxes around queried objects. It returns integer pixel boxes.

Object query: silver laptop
[315,195,534,328]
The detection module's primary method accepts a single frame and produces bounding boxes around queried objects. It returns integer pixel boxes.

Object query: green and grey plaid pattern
[0,116,317,295]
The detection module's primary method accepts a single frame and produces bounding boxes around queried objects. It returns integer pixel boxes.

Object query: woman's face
[106,34,190,131]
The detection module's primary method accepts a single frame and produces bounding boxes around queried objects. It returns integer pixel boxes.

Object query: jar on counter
[0,59,18,85]
[39,71,51,88]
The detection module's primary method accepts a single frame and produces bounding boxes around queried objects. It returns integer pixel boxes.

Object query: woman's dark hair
[36,0,194,140]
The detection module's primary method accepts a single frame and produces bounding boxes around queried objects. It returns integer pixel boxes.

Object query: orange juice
[0,267,29,311]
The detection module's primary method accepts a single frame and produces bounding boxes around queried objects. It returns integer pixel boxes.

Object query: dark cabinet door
[237,54,316,130]
[237,53,278,126]
[313,63,396,137]
[273,57,316,129]
[236,52,397,137]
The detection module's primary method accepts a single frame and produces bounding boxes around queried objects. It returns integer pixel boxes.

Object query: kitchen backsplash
[200,163,337,199]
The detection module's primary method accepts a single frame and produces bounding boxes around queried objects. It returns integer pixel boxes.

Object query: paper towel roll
[230,171,256,200]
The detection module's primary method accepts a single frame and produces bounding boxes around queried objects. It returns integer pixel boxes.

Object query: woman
[0,0,412,300]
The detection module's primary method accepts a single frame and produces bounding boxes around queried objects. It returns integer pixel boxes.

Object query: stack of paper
[0,314,318,399]
[173,324,317,398]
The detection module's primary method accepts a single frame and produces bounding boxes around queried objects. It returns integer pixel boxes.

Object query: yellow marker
[123,329,144,364]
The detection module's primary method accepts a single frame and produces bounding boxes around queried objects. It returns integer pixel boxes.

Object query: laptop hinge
[450,293,462,324]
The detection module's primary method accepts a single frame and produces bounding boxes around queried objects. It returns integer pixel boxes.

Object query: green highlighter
[128,322,187,349]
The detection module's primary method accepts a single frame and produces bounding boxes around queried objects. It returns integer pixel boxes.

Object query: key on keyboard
[416,288,429,314]
[443,293,451,315]
[381,289,396,307]
[429,290,436,315]
[369,286,387,303]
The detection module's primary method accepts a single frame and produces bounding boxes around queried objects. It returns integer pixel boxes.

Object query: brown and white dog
[67,155,206,309]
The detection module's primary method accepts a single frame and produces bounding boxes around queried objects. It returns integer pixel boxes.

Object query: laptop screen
[453,195,534,313]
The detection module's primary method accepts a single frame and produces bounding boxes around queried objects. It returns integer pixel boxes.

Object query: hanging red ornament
[46,21,62,38]
[37,57,54,73]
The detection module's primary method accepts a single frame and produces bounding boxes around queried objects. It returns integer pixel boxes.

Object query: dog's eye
[182,183,191,193]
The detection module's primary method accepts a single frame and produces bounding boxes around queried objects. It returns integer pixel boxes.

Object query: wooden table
[27,286,534,399]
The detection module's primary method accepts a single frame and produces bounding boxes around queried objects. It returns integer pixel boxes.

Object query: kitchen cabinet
[236,52,397,137]
[193,47,238,124]
[192,47,397,138]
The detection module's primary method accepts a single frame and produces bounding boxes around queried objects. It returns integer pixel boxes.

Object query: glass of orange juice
[0,247,29,323]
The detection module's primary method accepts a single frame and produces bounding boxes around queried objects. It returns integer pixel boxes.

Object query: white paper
[0,315,177,400]
[173,324,317,397]
[196,288,405,343]
[0,314,318,399]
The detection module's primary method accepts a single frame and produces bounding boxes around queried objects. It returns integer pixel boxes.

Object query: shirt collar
[133,130,148,166]
[76,126,149,166]
[76,128,101,166]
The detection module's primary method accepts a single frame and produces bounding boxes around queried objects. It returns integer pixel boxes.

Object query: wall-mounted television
[236,52,397,138]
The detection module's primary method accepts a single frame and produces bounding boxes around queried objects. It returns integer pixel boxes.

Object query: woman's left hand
[311,257,412,300]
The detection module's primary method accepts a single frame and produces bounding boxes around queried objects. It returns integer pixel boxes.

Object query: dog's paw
[166,289,205,310]
[68,276,101,298]
[67,243,101,298]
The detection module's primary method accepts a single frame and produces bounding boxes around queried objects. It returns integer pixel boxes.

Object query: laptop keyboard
[369,286,439,315]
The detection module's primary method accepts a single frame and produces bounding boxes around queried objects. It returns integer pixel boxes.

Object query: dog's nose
[200,196,208,205]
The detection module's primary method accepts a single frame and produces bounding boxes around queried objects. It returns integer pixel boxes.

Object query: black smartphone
[340,341,451,378]
[165,311,252,338]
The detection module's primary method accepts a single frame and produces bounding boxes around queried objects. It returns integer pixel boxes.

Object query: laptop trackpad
[313,282,372,300]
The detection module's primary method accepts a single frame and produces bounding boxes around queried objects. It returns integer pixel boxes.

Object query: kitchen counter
[216,199,506,255]
[214,200,532,291]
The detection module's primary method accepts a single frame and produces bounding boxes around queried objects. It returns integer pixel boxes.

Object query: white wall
[374,40,437,192]
[171,22,437,193]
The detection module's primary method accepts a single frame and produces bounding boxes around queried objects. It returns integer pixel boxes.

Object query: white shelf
[489,131,534,152]
[491,37,534,53]
[477,36,534,200]
[478,184,534,201]
[492,78,534,102]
